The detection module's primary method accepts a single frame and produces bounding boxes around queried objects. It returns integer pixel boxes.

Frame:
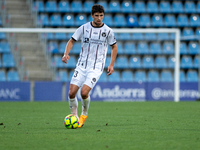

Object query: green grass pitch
[0,101,200,150]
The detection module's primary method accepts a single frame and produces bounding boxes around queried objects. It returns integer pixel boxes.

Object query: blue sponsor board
[66,82,146,101]
[34,81,62,101]
[143,82,199,101]
[146,82,174,101]
[0,82,30,101]
[67,82,199,101]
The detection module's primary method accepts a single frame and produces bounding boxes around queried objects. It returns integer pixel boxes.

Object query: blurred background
[0,0,199,101]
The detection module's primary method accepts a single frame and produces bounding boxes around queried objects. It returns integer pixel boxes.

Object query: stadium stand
[2,0,200,82]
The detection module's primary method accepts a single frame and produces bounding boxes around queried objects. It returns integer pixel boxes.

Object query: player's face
[91,12,104,27]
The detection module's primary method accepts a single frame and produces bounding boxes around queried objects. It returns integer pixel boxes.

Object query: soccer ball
[64,114,79,129]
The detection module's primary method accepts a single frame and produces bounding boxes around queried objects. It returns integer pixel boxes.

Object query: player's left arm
[107,43,117,76]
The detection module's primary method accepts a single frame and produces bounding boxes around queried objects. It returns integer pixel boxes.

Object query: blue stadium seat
[63,14,74,27]
[161,71,173,82]
[139,15,151,27]
[194,56,199,69]
[59,42,67,54]
[163,42,174,54]
[0,42,10,53]
[0,70,6,81]
[187,70,198,82]
[124,42,136,55]
[164,15,176,27]
[121,70,134,82]
[75,14,87,26]
[135,70,146,82]
[97,1,109,13]
[99,71,107,82]
[129,56,141,68]
[121,1,133,13]
[103,14,113,27]
[42,33,54,40]
[116,56,129,69]
[181,56,193,68]
[180,42,188,54]
[157,33,169,40]
[105,56,111,68]
[0,32,6,40]
[34,1,45,12]
[190,15,200,27]
[71,42,81,54]
[188,42,199,54]
[182,28,195,40]
[172,1,183,13]
[68,70,74,80]
[144,33,157,41]
[0,58,1,67]
[198,2,200,13]
[71,1,82,13]
[116,42,124,54]
[108,71,121,82]
[54,33,67,40]
[2,53,15,68]
[147,70,159,82]
[88,15,93,22]
[7,70,19,81]
[152,14,164,27]
[168,56,175,68]
[113,14,126,27]
[132,33,144,40]
[134,1,146,13]
[137,42,149,54]
[155,56,167,68]
[58,1,70,13]
[118,33,131,41]
[142,56,154,68]
[126,15,138,27]
[180,70,186,82]
[149,42,162,54]
[57,71,68,82]
[53,56,63,68]
[50,14,62,27]
[147,1,158,13]
[177,15,189,27]
[38,14,49,26]
[109,1,121,13]
[83,1,94,13]
[47,42,58,54]
[64,56,76,68]
[195,28,200,39]
[184,1,196,13]
[45,1,57,13]
[159,1,171,13]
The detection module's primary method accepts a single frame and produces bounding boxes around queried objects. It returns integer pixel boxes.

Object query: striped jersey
[71,22,116,69]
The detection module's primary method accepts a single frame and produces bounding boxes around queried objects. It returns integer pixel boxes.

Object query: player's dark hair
[91,4,104,15]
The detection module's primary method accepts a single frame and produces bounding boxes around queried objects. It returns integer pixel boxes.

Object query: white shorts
[70,63,103,89]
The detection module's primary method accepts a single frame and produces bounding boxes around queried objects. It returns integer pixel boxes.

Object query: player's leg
[68,84,79,117]
[78,84,91,128]
[68,66,86,118]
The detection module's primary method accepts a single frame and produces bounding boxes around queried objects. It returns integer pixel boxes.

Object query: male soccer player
[62,4,117,128]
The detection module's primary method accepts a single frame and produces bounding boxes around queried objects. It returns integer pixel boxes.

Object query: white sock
[68,97,78,117]
[81,96,90,116]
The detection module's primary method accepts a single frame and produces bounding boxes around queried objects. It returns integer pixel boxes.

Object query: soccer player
[62,4,117,128]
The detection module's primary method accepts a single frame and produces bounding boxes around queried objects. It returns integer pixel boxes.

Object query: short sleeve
[107,29,116,46]
[72,25,83,41]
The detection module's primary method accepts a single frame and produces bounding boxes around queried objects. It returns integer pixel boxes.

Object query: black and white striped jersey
[71,22,116,69]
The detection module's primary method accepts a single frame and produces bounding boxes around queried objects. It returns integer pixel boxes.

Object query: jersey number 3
[74,71,78,77]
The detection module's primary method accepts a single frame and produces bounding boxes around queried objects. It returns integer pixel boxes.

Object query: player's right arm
[62,38,76,64]
[62,25,83,64]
